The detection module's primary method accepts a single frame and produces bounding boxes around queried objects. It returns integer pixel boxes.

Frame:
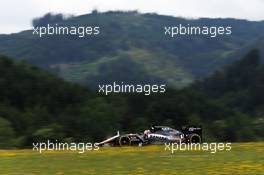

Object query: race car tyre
[119,136,131,146]
[189,133,201,143]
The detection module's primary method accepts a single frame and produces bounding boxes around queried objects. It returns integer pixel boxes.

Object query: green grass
[0,142,263,175]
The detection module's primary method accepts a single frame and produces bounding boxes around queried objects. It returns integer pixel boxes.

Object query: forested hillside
[195,50,264,119]
[0,50,263,148]
[0,11,263,88]
[0,55,121,147]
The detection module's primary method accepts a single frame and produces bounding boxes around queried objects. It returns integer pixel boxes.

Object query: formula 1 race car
[97,125,202,146]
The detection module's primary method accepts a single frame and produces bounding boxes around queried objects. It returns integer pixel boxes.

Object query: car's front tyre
[119,136,131,146]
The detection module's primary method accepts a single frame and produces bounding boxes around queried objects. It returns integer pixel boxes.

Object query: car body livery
[98,125,202,146]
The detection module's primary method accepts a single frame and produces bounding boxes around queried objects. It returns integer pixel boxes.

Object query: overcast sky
[0,0,263,34]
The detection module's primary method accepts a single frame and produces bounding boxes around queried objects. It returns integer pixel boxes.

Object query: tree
[0,117,15,148]
[32,13,65,27]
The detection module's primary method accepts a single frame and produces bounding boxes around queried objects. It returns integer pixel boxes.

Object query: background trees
[0,49,263,148]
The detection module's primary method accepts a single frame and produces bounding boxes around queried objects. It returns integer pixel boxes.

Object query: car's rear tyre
[189,134,201,143]
[119,136,131,146]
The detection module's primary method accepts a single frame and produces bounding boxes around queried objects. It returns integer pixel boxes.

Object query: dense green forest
[0,11,264,88]
[0,49,263,148]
